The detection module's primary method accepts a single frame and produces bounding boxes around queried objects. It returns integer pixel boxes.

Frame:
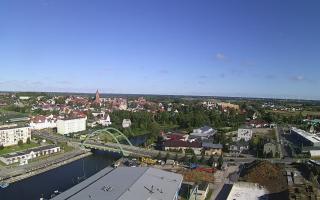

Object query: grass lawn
[0,142,39,155]
[0,108,29,119]
[205,189,213,200]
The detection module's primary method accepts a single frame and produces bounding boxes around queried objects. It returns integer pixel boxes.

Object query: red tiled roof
[164,140,201,148]
[166,133,186,140]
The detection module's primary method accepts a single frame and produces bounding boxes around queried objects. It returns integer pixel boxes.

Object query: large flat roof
[51,167,183,200]
[227,182,268,200]
[291,127,320,144]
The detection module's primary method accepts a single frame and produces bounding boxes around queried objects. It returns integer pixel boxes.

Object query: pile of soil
[240,160,287,193]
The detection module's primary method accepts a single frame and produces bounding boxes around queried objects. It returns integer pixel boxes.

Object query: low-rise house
[0,145,61,165]
[263,142,277,157]
[202,143,223,156]
[29,115,57,130]
[164,140,202,155]
[190,126,216,140]
[229,141,249,156]
[98,114,112,126]
[237,128,253,142]
[122,119,132,128]
[164,132,189,141]
[189,182,210,200]
[247,119,269,128]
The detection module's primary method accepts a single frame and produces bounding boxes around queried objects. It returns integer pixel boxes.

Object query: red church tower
[94,89,101,104]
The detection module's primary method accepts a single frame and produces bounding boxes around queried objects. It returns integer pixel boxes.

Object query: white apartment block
[56,117,87,135]
[0,124,31,147]
[29,115,57,130]
[237,128,253,142]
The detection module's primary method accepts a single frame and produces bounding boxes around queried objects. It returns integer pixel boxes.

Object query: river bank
[1,150,93,184]
[0,152,119,200]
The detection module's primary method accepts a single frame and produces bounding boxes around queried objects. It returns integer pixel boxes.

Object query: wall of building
[0,126,31,147]
[57,118,86,135]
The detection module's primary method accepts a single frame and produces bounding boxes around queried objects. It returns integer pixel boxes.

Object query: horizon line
[1,90,319,102]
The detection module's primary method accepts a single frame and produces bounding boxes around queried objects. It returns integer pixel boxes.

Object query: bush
[18,140,23,146]
[26,138,31,144]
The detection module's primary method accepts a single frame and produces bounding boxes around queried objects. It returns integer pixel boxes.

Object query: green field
[0,108,29,125]
[0,142,39,155]
[268,110,320,117]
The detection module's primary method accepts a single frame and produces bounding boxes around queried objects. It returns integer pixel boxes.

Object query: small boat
[50,190,61,198]
[0,182,9,189]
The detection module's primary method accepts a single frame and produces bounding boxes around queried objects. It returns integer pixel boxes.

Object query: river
[0,150,121,200]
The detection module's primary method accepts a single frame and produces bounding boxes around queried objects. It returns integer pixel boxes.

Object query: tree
[199,155,205,164]
[18,140,23,146]
[26,138,31,144]
[182,155,189,163]
[165,152,170,161]
[218,155,224,170]
[0,145,4,150]
[174,153,178,161]
[55,97,66,105]
[156,152,162,160]
[150,122,161,140]
[191,154,198,163]
[207,155,214,166]
[185,148,195,155]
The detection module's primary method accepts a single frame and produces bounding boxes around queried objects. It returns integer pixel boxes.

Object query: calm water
[0,150,121,200]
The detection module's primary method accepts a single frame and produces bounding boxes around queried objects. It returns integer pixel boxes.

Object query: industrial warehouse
[51,167,183,200]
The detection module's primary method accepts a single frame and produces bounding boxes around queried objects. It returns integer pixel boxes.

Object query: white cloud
[215,53,227,61]
[291,75,305,81]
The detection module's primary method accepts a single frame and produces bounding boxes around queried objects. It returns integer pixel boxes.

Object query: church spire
[94,89,101,103]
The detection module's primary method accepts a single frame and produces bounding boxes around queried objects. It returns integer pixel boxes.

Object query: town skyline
[1,0,320,99]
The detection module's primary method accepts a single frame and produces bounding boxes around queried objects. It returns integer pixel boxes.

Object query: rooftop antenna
[144,186,154,194]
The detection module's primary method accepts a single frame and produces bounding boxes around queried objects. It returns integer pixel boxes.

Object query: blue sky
[0,0,319,99]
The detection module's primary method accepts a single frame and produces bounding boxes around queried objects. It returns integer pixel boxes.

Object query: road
[211,165,239,200]
[275,125,283,158]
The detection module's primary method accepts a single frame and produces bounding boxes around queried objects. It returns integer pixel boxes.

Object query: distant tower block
[94,89,101,104]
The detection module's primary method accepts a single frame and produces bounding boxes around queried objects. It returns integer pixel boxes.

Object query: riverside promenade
[0,149,92,183]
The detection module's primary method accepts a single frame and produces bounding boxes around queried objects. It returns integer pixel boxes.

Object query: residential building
[263,142,277,157]
[122,119,132,128]
[19,96,30,100]
[229,141,249,156]
[164,132,189,142]
[0,145,60,165]
[217,102,240,110]
[0,124,31,147]
[98,115,112,126]
[52,167,183,200]
[247,120,269,128]
[164,140,202,155]
[112,98,128,110]
[29,115,57,130]
[190,126,216,140]
[237,128,253,142]
[189,182,210,200]
[56,117,87,135]
[202,143,223,156]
